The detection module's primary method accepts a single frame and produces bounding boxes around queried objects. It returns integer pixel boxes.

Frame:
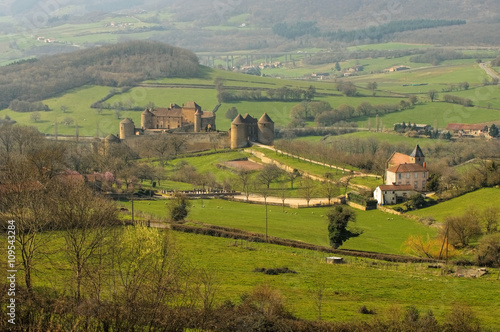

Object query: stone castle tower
[230,113,274,149]
[119,118,135,139]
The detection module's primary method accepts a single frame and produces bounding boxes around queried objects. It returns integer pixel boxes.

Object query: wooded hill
[0,41,200,109]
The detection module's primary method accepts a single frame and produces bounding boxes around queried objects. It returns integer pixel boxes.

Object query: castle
[119,101,216,139]
[230,113,274,149]
[117,101,274,150]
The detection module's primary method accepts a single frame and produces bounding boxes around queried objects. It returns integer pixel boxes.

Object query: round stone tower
[230,114,248,149]
[119,118,135,139]
[103,134,120,155]
[257,113,274,146]
[194,108,202,132]
[141,108,153,130]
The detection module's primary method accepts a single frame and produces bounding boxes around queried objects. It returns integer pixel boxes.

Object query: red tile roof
[378,184,414,191]
[387,163,427,173]
[446,123,485,131]
[387,152,412,167]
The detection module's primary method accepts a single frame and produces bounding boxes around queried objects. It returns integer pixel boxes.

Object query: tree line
[272,19,466,43]
[288,97,417,129]
[216,80,316,103]
[0,41,200,109]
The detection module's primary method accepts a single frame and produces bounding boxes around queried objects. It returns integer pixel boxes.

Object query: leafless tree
[237,169,253,200]
[0,158,55,297]
[299,177,316,207]
[54,180,118,301]
[258,164,283,189]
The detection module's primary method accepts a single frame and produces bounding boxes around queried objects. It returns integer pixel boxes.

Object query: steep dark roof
[409,145,425,158]
[142,108,153,115]
[258,113,273,124]
[105,134,120,142]
[231,114,245,125]
[120,118,133,124]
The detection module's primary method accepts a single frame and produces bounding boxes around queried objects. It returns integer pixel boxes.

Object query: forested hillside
[0,41,199,109]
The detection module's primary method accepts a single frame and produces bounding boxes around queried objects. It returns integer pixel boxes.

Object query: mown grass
[353,102,500,130]
[122,198,436,255]
[2,229,499,327]
[250,146,359,176]
[408,188,500,223]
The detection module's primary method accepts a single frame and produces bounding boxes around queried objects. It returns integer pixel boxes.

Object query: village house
[386,65,410,72]
[374,145,428,205]
[373,185,415,205]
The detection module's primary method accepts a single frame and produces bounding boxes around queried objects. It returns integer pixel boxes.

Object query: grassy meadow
[3,54,500,137]
[121,198,437,255]
[1,228,499,327]
[408,188,500,223]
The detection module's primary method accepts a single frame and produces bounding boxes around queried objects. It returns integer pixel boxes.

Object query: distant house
[373,184,415,205]
[386,65,410,72]
[312,72,330,80]
[374,145,427,205]
[445,123,488,137]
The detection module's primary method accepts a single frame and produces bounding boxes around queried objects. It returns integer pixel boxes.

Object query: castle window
[414,173,418,178]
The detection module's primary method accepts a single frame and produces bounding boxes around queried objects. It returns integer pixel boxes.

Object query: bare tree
[287,168,301,189]
[237,169,253,200]
[0,158,54,297]
[54,180,118,301]
[150,133,172,166]
[321,179,339,205]
[299,177,316,207]
[482,206,499,234]
[444,210,482,248]
[258,164,283,189]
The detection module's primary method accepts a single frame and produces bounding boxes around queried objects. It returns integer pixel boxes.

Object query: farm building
[445,123,488,137]
[373,184,415,205]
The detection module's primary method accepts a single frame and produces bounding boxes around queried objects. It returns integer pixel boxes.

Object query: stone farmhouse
[374,145,428,205]
[445,123,488,137]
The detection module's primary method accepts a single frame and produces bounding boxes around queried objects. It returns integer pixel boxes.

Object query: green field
[2,228,499,327]
[122,198,436,255]
[408,188,500,223]
[3,56,500,137]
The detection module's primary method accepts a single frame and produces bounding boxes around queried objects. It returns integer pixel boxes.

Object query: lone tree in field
[327,205,359,249]
[428,90,438,102]
[168,192,190,221]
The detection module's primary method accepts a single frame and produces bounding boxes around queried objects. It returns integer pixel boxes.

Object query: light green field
[1,229,498,327]
[300,131,450,146]
[408,188,500,223]
[354,102,500,130]
[347,42,432,51]
[123,198,436,255]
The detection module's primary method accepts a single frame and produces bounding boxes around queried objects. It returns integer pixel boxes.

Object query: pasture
[122,198,437,255]
[408,188,500,223]
[1,228,499,327]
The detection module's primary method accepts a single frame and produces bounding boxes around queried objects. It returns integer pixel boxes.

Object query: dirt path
[231,193,339,207]
[479,62,500,80]
[247,142,380,191]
